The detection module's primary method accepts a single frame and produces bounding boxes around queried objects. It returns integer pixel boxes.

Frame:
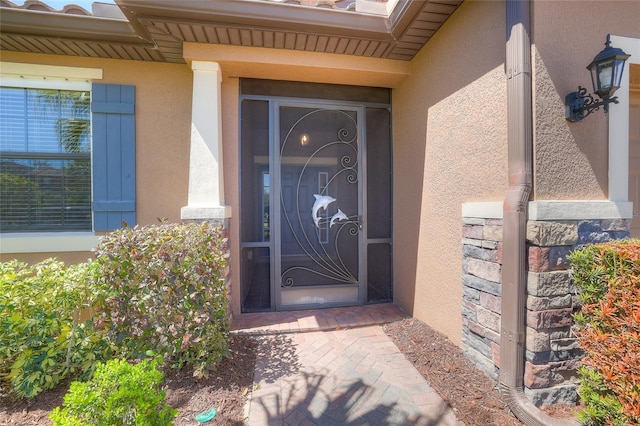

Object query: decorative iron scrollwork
[565,85,619,122]
[280,109,359,288]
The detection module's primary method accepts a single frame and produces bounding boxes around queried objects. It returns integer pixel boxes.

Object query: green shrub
[570,240,640,425]
[576,366,629,426]
[94,221,230,377]
[0,259,108,398]
[49,358,177,426]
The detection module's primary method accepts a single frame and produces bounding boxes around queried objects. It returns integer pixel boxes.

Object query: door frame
[240,92,392,311]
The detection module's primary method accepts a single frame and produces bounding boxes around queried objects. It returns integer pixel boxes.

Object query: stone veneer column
[181,60,231,224]
[461,217,503,380]
[523,218,629,405]
[461,202,631,406]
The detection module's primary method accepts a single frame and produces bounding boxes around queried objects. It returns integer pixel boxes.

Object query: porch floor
[231,303,407,335]
[232,304,461,425]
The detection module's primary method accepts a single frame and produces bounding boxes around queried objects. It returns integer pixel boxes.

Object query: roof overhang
[2,7,139,42]
[1,0,463,63]
[118,0,392,40]
[0,4,162,61]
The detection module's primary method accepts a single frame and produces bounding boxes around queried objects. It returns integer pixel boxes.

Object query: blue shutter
[91,83,136,231]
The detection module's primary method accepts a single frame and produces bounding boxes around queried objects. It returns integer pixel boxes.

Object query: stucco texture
[531,0,640,200]
[0,251,93,265]
[392,0,507,345]
[221,76,241,316]
[1,51,192,263]
[183,43,410,88]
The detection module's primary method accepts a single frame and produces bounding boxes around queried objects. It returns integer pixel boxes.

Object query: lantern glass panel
[598,61,614,91]
[613,58,626,87]
[589,66,598,96]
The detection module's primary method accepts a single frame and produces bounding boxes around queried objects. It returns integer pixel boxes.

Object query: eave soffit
[0,0,463,64]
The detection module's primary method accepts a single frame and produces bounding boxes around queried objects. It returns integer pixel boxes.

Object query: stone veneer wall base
[461,214,630,406]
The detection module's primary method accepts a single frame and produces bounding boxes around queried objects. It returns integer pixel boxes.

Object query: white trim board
[0,233,101,254]
[462,201,633,221]
[0,62,102,90]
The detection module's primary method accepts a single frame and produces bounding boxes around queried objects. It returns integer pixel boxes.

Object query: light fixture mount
[565,34,630,122]
[565,85,617,122]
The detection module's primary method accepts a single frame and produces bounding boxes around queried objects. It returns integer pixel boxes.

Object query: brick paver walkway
[232,304,460,425]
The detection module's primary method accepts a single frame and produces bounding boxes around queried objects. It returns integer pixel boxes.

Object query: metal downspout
[500,1,578,425]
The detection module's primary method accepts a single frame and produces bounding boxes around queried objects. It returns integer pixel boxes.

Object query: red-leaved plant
[571,241,640,425]
[94,221,230,378]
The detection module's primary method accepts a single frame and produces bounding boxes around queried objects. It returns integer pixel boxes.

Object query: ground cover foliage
[49,358,177,426]
[570,239,640,425]
[0,222,230,405]
[0,333,256,426]
[0,260,106,399]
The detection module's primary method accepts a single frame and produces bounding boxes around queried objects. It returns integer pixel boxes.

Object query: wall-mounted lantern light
[565,34,630,122]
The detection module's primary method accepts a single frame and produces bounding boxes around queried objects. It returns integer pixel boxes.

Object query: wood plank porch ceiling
[0,0,463,63]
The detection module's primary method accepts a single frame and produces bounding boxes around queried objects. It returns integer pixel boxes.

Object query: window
[0,87,92,232]
[0,63,137,249]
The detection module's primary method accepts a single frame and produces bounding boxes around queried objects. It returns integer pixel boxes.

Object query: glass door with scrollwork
[275,103,362,308]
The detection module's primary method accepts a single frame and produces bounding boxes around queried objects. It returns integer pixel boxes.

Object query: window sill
[0,232,101,254]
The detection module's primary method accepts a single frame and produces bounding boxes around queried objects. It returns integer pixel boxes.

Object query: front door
[239,85,392,313]
[276,103,362,308]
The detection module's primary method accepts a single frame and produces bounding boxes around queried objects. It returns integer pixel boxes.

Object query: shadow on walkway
[254,334,301,384]
[248,332,455,426]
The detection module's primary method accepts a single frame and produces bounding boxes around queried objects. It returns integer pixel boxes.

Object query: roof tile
[1,0,90,15]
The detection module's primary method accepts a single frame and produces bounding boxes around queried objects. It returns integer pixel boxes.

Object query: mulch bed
[1,316,579,425]
[384,318,522,425]
[0,334,257,426]
[384,318,579,425]
[163,334,257,425]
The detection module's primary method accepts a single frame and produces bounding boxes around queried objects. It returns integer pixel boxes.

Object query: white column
[608,36,639,203]
[181,61,231,220]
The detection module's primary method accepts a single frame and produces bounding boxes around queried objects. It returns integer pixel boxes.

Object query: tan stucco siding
[221,76,241,316]
[1,52,192,263]
[0,251,95,265]
[392,0,508,345]
[531,0,640,200]
[183,43,410,88]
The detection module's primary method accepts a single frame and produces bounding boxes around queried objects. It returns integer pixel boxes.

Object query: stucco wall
[221,76,241,316]
[392,0,508,345]
[1,51,192,264]
[531,0,640,200]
